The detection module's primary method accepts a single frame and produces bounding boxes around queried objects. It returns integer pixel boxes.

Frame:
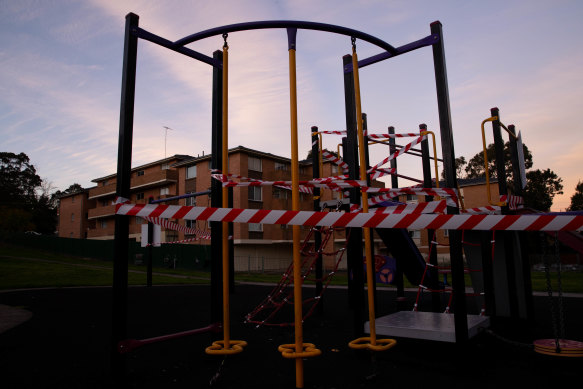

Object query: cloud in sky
[1,0,582,211]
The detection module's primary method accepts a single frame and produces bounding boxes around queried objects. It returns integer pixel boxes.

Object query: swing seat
[533,339,583,357]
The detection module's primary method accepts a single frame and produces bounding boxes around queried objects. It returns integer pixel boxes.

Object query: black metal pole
[210,49,223,330]
[420,123,440,313]
[363,114,378,313]
[491,107,519,319]
[228,186,235,293]
[311,126,323,314]
[343,53,364,336]
[480,231,496,316]
[508,124,534,321]
[112,12,139,383]
[430,21,468,342]
[147,207,153,287]
[388,126,405,307]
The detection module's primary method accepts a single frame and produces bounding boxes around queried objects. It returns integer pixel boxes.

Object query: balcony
[88,183,117,200]
[88,170,178,200]
[88,204,116,219]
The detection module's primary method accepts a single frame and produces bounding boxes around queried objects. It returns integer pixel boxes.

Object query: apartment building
[84,154,192,241]
[57,146,389,270]
[57,189,93,239]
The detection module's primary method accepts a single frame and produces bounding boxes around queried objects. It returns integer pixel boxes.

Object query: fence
[1,233,211,271]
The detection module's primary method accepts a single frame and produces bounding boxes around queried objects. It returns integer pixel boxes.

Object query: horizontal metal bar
[173,20,397,54]
[132,27,221,68]
[150,190,212,204]
[344,34,439,73]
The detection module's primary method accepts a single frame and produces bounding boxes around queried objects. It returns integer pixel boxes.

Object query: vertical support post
[210,50,223,329]
[508,124,534,321]
[147,200,153,287]
[491,107,519,319]
[112,12,139,383]
[351,43,378,347]
[311,126,324,314]
[430,21,468,342]
[287,27,306,389]
[420,123,440,312]
[228,187,235,293]
[481,231,496,316]
[362,113,377,313]
[342,54,364,337]
[221,37,231,349]
[388,126,405,306]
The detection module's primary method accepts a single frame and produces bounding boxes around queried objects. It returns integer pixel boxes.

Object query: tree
[567,180,583,211]
[465,141,533,180]
[305,148,338,160]
[52,183,84,206]
[522,169,563,212]
[441,156,467,180]
[0,152,57,233]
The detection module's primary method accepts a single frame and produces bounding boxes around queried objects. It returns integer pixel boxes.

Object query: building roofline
[91,154,193,182]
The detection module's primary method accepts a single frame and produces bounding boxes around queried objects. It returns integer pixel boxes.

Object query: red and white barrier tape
[500,194,524,210]
[321,150,349,171]
[116,203,583,231]
[143,217,210,240]
[367,135,427,174]
[369,167,396,180]
[366,132,421,140]
[461,206,501,215]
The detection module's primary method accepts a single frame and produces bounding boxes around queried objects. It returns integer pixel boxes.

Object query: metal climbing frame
[112,15,465,388]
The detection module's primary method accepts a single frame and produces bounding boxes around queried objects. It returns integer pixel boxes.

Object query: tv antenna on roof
[162,126,175,158]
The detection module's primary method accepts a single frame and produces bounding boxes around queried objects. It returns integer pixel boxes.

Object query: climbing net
[413,229,490,315]
[245,223,350,328]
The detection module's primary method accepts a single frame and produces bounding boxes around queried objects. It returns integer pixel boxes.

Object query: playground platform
[0,284,581,388]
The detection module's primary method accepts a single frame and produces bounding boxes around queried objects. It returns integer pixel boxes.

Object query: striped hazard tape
[322,150,349,171]
[116,203,583,231]
[367,135,427,174]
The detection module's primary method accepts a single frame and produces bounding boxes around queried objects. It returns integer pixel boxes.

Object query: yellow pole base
[348,337,397,352]
[205,339,247,355]
[278,343,322,359]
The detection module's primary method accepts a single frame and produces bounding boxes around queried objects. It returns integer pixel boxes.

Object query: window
[71,213,74,222]
[249,223,263,232]
[273,187,288,199]
[186,165,197,179]
[409,230,420,239]
[248,156,262,172]
[137,170,145,176]
[161,163,170,170]
[444,230,449,238]
[331,165,338,175]
[102,180,108,186]
[185,194,196,206]
[186,220,196,229]
[136,192,144,201]
[135,216,143,225]
[208,160,213,169]
[100,220,107,229]
[100,199,108,207]
[71,195,75,203]
[160,187,170,196]
[275,162,288,171]
[248,186,262,201]
[406,194,418,204]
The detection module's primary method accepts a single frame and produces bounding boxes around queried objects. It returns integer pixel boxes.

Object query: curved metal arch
[173,20,397,54]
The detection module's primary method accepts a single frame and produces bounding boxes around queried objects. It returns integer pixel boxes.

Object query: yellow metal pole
[289,44,304,389]
[351,43,377,346]
[221,41,231,350]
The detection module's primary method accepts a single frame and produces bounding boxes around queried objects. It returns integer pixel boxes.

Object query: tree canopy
[0,152,57,233]
[457,142,562,211]
[567,180,583,211]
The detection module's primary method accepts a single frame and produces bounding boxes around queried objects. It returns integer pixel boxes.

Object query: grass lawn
[0,244,581,293]
[0,245,209,290]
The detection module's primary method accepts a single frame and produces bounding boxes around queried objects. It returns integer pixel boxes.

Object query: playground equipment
[111,14,583,388]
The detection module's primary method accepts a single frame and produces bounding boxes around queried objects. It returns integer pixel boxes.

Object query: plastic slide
[375,228,428,285]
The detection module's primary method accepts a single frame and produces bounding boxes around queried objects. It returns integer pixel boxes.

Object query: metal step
[365,311,490,342]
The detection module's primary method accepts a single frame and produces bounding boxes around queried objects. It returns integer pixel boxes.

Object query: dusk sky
[1,0,582,211]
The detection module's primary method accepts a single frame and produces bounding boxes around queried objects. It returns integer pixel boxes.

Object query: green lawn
[0,244,581,293]
[0,245,209,290]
